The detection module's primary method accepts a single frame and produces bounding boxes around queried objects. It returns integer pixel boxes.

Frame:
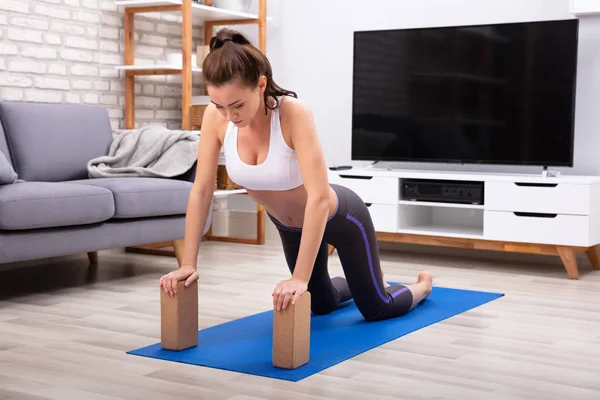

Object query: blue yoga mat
[128,285,503,381]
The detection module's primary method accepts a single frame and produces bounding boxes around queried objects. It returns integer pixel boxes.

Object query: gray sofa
[0,101,210,265]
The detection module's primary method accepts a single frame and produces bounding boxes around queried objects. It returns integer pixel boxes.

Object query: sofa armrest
[174,161,197,183]
[172,161,214,235]
[176,161,213,235]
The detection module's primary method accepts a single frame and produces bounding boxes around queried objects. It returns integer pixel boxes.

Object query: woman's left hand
[272,277,308,311]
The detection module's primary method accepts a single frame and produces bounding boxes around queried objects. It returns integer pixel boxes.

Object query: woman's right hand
[159,266,198,296]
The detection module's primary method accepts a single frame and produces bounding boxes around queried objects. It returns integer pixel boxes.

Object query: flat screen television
[351,19,579,167]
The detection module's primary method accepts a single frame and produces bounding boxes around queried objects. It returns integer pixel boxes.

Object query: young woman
[159,28,433,321]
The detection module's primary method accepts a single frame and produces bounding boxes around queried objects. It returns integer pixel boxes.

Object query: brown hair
[202,28,297,114]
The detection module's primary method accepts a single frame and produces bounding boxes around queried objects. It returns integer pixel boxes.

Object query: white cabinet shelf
[114,0,268,21]
[214,188,246,197]
[398,200,484,209]
[398,203,484,239]
[398,225,484,239]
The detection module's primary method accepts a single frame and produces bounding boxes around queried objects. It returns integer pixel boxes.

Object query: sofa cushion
[0,182,114,230]
[0,101,113,182]
[68,177,192,218]
[0,151,18,185]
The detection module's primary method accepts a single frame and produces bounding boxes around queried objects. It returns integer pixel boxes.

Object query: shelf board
[398,225,483,239]
[115,0,180,5]
[114,0,270,21]
[571,9,600,15]
[214,188,246,197]
[399,200,484,209]
[114,64,202,74]
[570,0,600,15]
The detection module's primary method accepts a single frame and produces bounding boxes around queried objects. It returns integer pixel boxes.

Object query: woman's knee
[360,306,409,322]
[357,291,413,322]
[356,302,388,321]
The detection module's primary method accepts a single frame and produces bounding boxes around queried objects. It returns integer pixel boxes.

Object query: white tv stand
[328,167,600,279]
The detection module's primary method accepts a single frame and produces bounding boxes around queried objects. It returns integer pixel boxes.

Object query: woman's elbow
[307,191,330,211]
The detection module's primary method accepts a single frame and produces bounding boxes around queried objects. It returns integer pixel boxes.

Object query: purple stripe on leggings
[391,286,409,298]
[345,214,389,304]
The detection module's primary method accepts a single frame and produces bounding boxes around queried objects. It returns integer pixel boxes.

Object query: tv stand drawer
[484,210,589,246]
[329,174,398,205]
[485,181,590,215]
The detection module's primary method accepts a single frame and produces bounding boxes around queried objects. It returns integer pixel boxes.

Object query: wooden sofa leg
[557,246,579,279]
[172,239,184,267]
[87,251,98,264]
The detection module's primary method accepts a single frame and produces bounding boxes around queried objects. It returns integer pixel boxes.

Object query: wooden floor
[1,239,600,400]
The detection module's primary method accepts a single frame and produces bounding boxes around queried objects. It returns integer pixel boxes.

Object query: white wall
[273,0,600,176]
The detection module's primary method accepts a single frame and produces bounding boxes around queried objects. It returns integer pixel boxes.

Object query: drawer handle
[339,174,373,180]
[514,182,558,188]
[513,212,557,218]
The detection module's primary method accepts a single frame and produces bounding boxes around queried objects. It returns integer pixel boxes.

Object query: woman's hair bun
[202,27,298,113]
[209,29,250,51]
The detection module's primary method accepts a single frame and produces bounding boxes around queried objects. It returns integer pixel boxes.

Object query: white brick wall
[0,0,205,130]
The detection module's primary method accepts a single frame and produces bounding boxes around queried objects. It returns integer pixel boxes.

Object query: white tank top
[222,102,303,191]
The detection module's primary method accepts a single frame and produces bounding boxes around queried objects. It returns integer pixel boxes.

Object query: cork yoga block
[160,280,199,351]
[272,291,311,369]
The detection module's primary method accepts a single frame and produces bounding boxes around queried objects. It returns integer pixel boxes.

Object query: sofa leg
[172,239,184,267]
[87,251,98,264]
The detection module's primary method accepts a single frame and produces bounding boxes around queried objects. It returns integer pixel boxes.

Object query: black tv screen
[351,19,579,167]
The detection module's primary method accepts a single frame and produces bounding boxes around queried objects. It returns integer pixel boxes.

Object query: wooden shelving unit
[115,0,267,258]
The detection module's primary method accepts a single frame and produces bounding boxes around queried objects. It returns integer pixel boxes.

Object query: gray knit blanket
[87,125,199,178]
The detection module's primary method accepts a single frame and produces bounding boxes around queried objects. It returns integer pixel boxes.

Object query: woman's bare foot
[417,271,433,297]
[406,271,433,310]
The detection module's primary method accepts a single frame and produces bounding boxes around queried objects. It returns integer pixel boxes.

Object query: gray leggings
[269,183,413,321]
